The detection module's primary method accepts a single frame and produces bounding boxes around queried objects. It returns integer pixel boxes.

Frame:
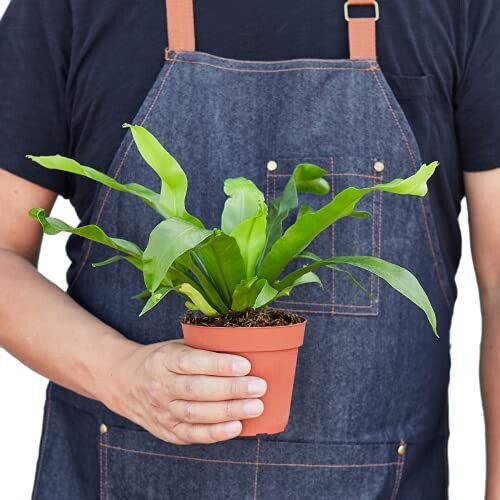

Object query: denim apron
[32,1,454,498]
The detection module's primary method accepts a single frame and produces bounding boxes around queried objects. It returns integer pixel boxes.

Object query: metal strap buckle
[344,1,380,21]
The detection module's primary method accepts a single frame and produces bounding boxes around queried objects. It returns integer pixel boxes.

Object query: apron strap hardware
[165,0,195,52]
[164,0,379,60]
[344,0,379,60]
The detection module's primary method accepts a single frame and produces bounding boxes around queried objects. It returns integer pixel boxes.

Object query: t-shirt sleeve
[0,0,71,196]
[454,0,500,172]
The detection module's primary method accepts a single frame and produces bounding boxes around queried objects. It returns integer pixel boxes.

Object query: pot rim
[179,316,307,331]
[181,317,307,352]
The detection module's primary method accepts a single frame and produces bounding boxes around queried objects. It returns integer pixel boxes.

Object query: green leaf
[297,205,313,219]
[132,290,151,300]
[143,218,212,293]
[254,272,322,308]
[221,178,265,234]
[139,286,173,316]
[176,283,219,316]
[92,254,142,270]
[195,232,247,306]
[349,210,372,219]
[230,203,267,277]
[231,277,270,312]
[260,163,330,265]
[134,263,213,309]
[289,271,323,289]
[175,254,229,314]
[259,162,439,283]
[332,266,376,302]
[167,262,201,290]
[296,251,373,301]
[26,155,170,219]
[277,255,438,336]
[253,281,278,309]
[292,163,330,194]
[29,208,143,259]
[123,124,201,226]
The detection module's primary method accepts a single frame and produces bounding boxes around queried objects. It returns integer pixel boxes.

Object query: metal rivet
[100,423,108,434]
[374,161,385,173]
[267,160,278,172]
[397,441,407,456]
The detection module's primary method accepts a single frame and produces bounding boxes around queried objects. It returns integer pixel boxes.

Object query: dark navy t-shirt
[1,0,500,280]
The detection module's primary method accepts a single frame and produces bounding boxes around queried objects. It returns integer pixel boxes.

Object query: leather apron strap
[345,0,379,60]
[165,0,378,60]
[165,0,195,52]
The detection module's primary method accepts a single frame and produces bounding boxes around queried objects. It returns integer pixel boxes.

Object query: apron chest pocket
[265,155,384,317]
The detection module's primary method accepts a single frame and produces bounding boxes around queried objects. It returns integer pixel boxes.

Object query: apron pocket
[265,155,383,317]
[256,438,406,500]
[383,73,435,164]
[99,424,257,500]
[99,424,406,500]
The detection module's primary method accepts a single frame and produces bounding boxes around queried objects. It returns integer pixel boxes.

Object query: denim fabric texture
[31,49,453,499]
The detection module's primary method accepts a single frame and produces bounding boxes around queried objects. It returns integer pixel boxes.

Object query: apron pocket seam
[265,155,383,317]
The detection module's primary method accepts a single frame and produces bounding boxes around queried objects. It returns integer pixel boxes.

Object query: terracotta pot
[181,318,306,436]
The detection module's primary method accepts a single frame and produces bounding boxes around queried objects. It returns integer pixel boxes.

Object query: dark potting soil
[181,308,305,327]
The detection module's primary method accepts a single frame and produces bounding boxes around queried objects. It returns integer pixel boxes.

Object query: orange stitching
[266,168,270,207]
[172,59,377,73]
[253,438,260,500]
[99,427,104,500]
[390,451,406,500]
[274,307,379,316]
[331,157,335,316]
[273,174,276,213]
[68,53,180,291]
[370,182,376,293]
[272,165,381,314]
[176,49,378,67]
[32,383,53,498]
[332,172,382,179]
[268,172,381,180]
[271,165,332,313]
[278,299,374,308]
[371,72,416,168]
[329,310,379,316]
[370,175,383,315]
[105,432,109,500]
[370,70,451,313]
[100,443,399,468]
[376,186,383,314]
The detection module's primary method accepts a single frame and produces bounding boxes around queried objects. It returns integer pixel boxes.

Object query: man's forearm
[479,287,500,499]
[0,248,136,406]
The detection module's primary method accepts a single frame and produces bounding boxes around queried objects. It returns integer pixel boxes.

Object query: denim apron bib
[32,1,454,498]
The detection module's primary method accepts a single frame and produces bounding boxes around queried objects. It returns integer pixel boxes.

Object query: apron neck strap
[166,0,195,52]
[345,0,379,60]
[165,0,379,60]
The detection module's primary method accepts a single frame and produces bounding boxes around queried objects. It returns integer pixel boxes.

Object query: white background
[0,0,486,498]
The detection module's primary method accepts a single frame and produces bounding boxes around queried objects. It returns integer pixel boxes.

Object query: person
[0,0,499,498]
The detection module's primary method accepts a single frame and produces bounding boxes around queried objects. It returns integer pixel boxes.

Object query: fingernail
[248,378,267,396]
[243,400,263,416]
[223,421,242,436]
[232,359,250,375]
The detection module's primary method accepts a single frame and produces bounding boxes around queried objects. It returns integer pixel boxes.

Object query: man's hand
[464,168,500,499]
[107,339,266,445]
[0,168,266,447]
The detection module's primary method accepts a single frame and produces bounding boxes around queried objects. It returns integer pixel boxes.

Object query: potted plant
[26,123,438,436]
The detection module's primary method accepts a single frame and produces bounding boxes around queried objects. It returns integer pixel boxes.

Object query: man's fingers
[165,343,251,376]
[173,421,243,444]
[168,398,264,424]
[167,374,268,401]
